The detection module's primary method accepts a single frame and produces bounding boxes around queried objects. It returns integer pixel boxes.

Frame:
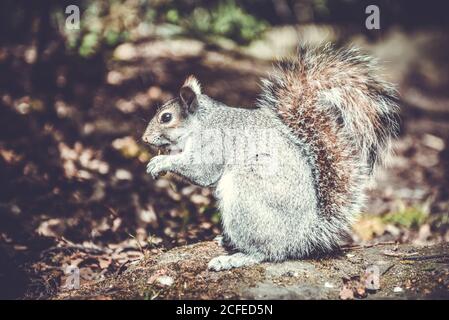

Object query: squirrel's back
[258,43,399,227]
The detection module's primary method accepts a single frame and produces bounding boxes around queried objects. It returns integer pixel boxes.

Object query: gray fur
[142,44,399,271]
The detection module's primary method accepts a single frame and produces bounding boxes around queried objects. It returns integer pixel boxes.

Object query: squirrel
[142,43,399,271]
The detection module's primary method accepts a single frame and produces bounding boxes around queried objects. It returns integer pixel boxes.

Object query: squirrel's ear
[180,75,201,113]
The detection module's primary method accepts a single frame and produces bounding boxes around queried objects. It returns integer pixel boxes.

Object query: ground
[55,241,449,300]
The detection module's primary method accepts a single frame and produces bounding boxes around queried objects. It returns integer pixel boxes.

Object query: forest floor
[55,241,449,300]
[0,26,448,299]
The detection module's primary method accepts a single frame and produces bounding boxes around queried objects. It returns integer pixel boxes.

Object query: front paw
[146,155,170,179]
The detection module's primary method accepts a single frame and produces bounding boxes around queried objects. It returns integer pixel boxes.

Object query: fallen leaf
[98,257,112,269]
[339,284,354,300]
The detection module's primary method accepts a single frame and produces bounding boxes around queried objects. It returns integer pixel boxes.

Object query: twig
[381,264,395,276]
[40,237,110,258]
[401,253,449,261]
[40,243,107,258]
[382,250,418,258]
[341,241,396,251]
[115,259,131,277]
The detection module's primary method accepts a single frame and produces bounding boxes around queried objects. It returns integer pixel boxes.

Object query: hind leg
[208,252,264,271]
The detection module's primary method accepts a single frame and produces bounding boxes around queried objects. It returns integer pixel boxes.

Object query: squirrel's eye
[160,112,172,123]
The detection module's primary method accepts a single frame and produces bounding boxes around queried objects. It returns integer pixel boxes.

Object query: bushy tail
[258,43,400,173]
[257,43,400,237]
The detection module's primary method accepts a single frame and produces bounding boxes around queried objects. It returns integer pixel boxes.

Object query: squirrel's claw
[146,155,168,179]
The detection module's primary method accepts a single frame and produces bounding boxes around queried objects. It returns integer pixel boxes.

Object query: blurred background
[0,0,448,299]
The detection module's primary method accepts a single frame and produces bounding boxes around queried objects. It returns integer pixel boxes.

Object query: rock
[56,241,449,300]
[156,276,174,287]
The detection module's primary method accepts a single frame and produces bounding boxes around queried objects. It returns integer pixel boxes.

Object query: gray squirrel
[142,43,399,271]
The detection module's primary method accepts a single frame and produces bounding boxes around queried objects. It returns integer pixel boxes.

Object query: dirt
[54,241,449,300]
